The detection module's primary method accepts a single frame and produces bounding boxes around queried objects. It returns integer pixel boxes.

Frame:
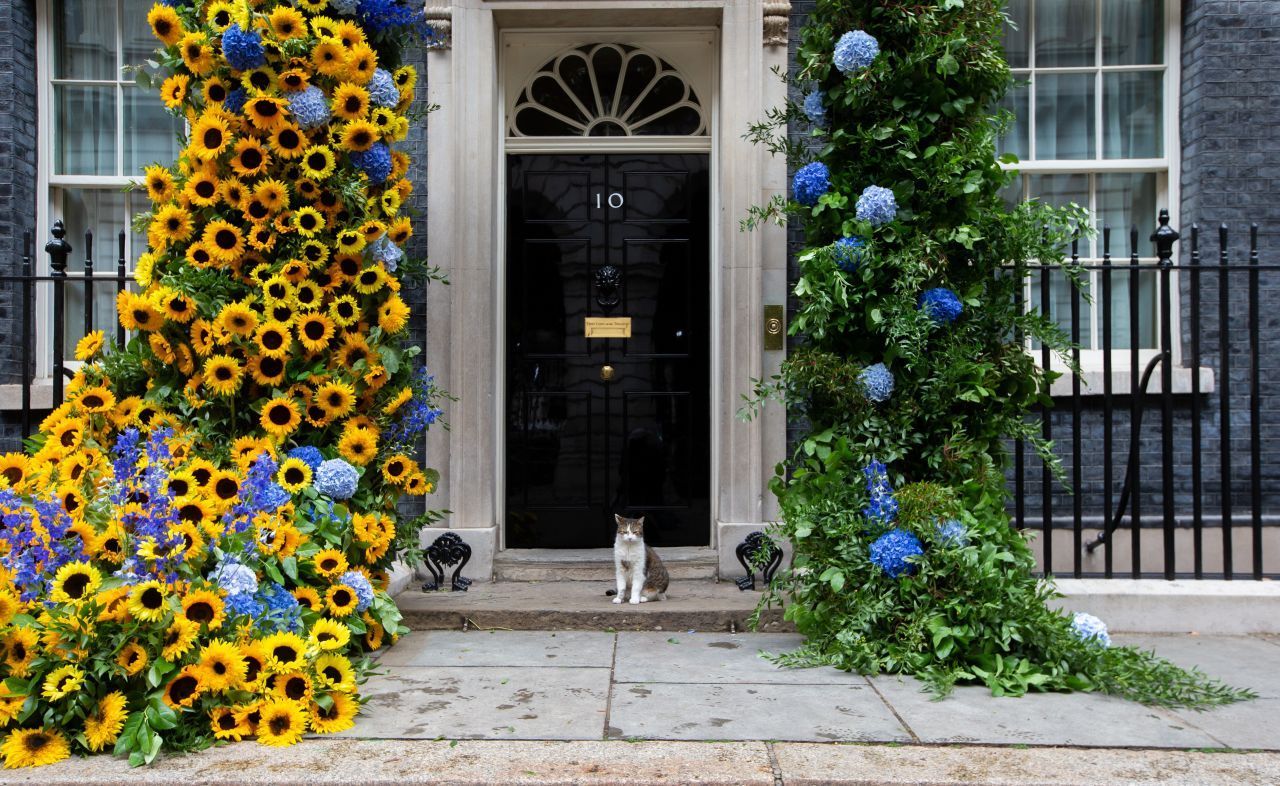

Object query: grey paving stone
[1115,634,1280,699]
[336,666,609,740]
[1163,698,1280,751]
[870,676,1223,747]
[614,631,860,684]
[378,630,616,668]
[607,681,912,742]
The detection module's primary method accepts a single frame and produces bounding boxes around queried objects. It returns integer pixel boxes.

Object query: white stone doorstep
[1050,578,1280,634]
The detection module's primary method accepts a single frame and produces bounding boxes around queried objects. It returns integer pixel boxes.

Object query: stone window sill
[1048,366,1215,398]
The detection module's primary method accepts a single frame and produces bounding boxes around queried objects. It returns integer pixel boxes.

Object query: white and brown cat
[608,514,669,604]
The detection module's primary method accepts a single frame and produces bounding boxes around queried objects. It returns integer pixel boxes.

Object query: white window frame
[1000,0,1182,379]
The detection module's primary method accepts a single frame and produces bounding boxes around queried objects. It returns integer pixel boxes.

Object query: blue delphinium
[350,142,393,183]
[833,30,880,74]
[358,0,433,38]
[224,87,248,115]
[385,366,444,449]
[918,287,964,325]
[315,458,360,500]
[858,362,894,403]
[803,90,826,126]
[862,459,899,525]
[792,162,830,207]
[833,236,866,273]
[340,570,376,612]
[869,529,923,578]
[1071,612,1112,647]
[222,24,266,71]
[288,446,325,471]
[288,85,331,129]
[856,185,897,226]
[0,490,84,602]
[936,519,969,548]
[368,68,400,108]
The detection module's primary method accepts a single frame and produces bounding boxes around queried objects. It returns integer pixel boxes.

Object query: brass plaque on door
[764,305,785,350]
[584,317,632,338]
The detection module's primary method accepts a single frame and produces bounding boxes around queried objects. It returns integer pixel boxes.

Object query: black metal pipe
[1070,235,1083,577]
[1153,210,1178,580]
[1101,226,1114,578]
[1189,225,1204,579]
[1128,226,1142,578]
[19,233,31,439]
[1218,224,1233,579]
[84,230,95,344]
[1040,246,1053,575]
[1249,223,1262,580]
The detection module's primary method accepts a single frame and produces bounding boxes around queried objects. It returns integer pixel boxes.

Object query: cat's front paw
[612,596,622,604]
[638,597,648,603]
[628,598,640,604]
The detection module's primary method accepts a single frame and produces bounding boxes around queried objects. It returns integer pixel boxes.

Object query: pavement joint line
[862,674,921,743]
[601,632,619,740]
[765,740,785,786]
[1153,707,1235,750]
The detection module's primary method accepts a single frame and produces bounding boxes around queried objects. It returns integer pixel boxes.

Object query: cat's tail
[605,589,618,596]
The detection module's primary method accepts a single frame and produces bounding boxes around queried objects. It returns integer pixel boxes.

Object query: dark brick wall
[783,0,1280,570]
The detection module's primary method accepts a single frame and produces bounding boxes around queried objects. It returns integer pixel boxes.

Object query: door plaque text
[584,317,632,338]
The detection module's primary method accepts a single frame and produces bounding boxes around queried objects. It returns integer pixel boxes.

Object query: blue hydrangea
[213,560,259,597]
[339,570,376,612]
[856,185,897,226]
[221,24,266,71]
[350,142,393,183]
[863,459,899,525]
[225,591,263,619]
[870,529,923,578]
[792,162,830,207]
[834,30,880,74]
[315,458,359,500]
[224,87,248,115]
[858,362,894,403]
[919,287,964,325]
[288,86,331,129]
[833,236,865,273]
[288,446,325,471]
[330,0,360,12]
[370,235,404,270]
[803,90,826,125]
[368,68,400,108]
[936,519,969,548]
[258,581,303,633]
[1071,612,1112,647]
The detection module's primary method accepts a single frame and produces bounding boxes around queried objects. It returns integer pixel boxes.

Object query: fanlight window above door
[509,43,706,137]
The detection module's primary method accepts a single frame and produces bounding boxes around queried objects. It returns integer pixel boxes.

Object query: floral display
[832,236,865,273]
[832,30,879,74]
[792,162,831,207]
[0,0,445,769]
[868,529,922,578]
[1071,613,1112,648]
[856,362,894,403]
[803,90,826,126]
[861,460,898,524]
[917,287,963,325]
[854,185,897,227]
[935,519,969,548]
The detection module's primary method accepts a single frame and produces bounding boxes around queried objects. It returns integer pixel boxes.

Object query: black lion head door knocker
[594,264,622,312]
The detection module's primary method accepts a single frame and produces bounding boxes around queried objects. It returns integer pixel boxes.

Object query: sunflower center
[334,589,352,606]
[1,467,21,485]
[323,666,341,682]
[250,72,271,90]
[186,601,214,623]
[352,130,372,147]
[307,152,327,170]
[241,149,264,169]
[326,393,343,407]
[248,201,269,220]
[284,467,305,485]
[269,405,293,426]
[169,676,198,704]
[12,642,26,660]
[344,96,362,113]
[213,661,227,675]
[140,587,164,609]
[215,478,238,499]
[387,460,404,476]
[320,558,337,571]
[203,128,223,149]
[244,657,262,682]
[214,366,232,381]
[273,645,298,663]
[215,229,238,250]
[132,308,151,324]
[263,331,284,350]
[195,180,216,199]
[217,713,238,730]
[154,20,172,36]
[208,84,227,102]
[305,321,326,340]
[22,732,49,753]
[284,678,307,700]
[253,100,279,118]
[261,357,285,376]
[268,714,291,735]
[63,572,90,599]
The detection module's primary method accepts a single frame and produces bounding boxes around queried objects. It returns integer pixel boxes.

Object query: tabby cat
[609,514,669,604]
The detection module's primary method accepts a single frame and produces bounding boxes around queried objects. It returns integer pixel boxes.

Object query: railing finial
[45,219,72,273]
[1150,208,1179,266]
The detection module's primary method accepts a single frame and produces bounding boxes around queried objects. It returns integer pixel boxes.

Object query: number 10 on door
[596,193,624,209]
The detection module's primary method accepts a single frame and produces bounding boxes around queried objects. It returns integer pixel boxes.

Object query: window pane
[54,0,116,80]
[1103,71,1163,159]
[996,80,1030,160]
[122,0,159,66]
[1096,172,1157,243]
[1104,271,1157,349]
[56,188,128,354]
[1035,0,1096,67]
[1035,74,1095,159]
[124,87,182,173]
[1029,173,1090,254]
[1002,0,1030,68]
[55,85,117,175]
[1103,0,1164,65]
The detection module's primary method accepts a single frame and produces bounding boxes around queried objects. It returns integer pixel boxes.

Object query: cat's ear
[636,516,645,527]
[614,513,624,525]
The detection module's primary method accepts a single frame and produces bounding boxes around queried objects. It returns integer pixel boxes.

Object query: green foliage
[745,0,1253,709]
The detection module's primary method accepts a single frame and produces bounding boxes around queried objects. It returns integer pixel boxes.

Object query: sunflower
[315,380,356,419]
[311,548,348,580]
[263,632,308,672]
[143,164,176,203]
[251,179,289,214]
[353,264,387,294]
[4,628,37,677]
[202,219,246,263]
[162,290,197,323]
[216,302,259,338]
[161,618,200,663]
[315,653,356,693]
[127,580,169,623]
[203,355,244,396]
[163,665,205,710]
[173,521,204,561]
[312,38,347,77]
[83,692,128,752]
[261,274,294,305]
[160,73,190,109]
[74,385,116,413]
[150,203,194,246]
[197,639,248,693]
[387,215,413,245]
[300,145,337,180]
[241,65,276,93]
[279,67,309,92]
[230,138,271,178]
[330,83,370,121]
[364,615,386,651]
[344,42,378,83]
[240,640,269,687]
[209,470,242,506]
[259,397,302,439]
[146,4,184,45]
[292,206,325,237]
[205,1,241,34]
[253,321,292,360]
[181,588,227,630]
[40,664,84,702]
[0,453,28,489]
[294,280,323,311]
[47,415,85,451]
[248,355,288,387]
[378,294,411,334]
[265,5,307,39]
[202,75,230,105]
[191,319,216,356]
[186,241,214,269]
[50,561,101,604]
[295,313,335,353]
[148,333,177,365]
[0,727,70,769]
[338,119,380,153]
[336,426,376,467]
[184,169,221,207]
[276,458,312,493]
[210,706,252,741]
[179,33,214,75]
[255,698,308,747]
[247,223,277,252]
[190,113,233,160]
[270,671,313,704]
[380,454,414,486]
[328,295,359,328]
[246,96,289,132]
[323,583,359,617]
[308,618,351,652]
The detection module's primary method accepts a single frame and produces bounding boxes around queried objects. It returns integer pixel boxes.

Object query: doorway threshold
[494,547,717,582]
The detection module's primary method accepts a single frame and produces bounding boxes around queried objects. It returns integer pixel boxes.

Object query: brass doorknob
[600,364,615,382]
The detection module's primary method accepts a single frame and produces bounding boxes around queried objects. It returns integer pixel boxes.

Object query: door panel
[506,153,710,548]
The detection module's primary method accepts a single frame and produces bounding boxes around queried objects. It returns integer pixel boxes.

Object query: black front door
[506,153,710,549]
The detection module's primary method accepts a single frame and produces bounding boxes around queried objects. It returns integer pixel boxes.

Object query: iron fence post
[83,230,95,342]
[20,233,32,438]
[1151,209,1179,580]
[45,220,71,407]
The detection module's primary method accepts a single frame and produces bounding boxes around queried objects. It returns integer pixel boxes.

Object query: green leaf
[282,556,299,582]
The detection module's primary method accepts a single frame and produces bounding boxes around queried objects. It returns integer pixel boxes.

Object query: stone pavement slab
[607,681,912,742]
[613,631,863,684]
[868,676,1221,747]
[1115,633,1280,699]
[334,665,610,740]
[378,630,616,669]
